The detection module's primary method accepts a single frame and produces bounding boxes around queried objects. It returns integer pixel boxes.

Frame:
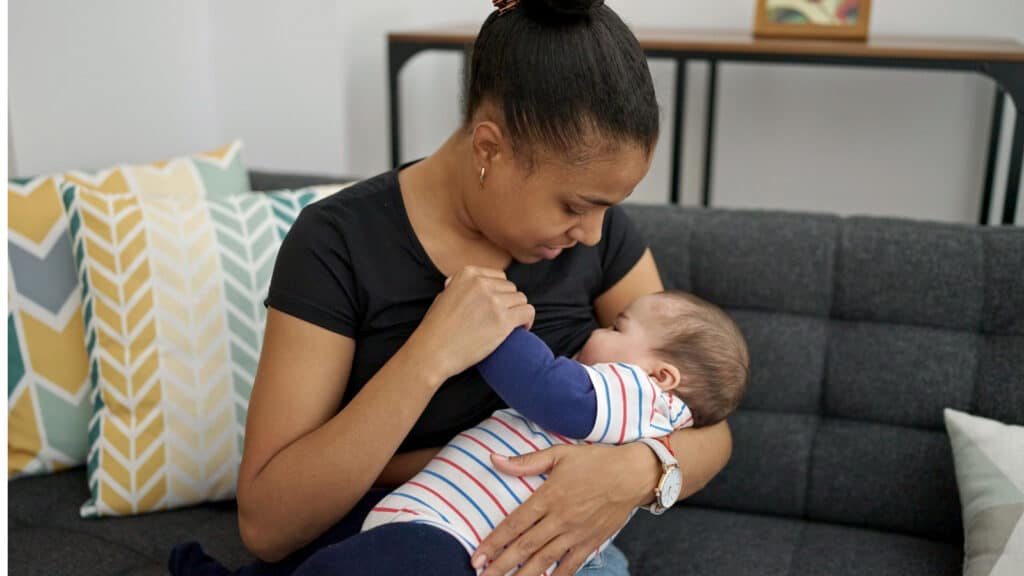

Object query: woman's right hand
[411,266,534,383]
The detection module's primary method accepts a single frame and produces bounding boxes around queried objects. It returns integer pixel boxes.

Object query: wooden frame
[754,0,872,41]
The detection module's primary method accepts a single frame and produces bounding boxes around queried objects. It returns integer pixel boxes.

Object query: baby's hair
[652,290,749,428]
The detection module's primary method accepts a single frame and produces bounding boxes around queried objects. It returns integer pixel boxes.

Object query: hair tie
[492,0,520,16]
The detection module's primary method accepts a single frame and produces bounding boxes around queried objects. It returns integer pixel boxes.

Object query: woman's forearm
[373,446,442,488]
[621,419,733,506]
[237,340,445,562]
[673,419,732,499]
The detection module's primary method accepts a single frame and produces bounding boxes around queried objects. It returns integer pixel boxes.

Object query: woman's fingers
[550,541,602,576]
[474,446,565,571]
[450,265,508,284]
[478,513,565,576]
[494,290,528,308]
[512,302,536,331]
[472,494,548,572]
[481,444,639,576]
[463,265,508,279]
[490,448,559,478]
[475,510,557,573]
[423,265,533,379]
[477,275,520,293]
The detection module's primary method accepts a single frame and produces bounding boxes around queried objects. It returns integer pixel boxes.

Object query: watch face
[660,468,683,508]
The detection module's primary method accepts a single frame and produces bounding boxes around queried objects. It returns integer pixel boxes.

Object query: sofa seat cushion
[11,469,965,576]
[9,467,251,576]
[615,505,963,576]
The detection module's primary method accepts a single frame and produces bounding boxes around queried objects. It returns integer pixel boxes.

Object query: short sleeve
[265,204,360,337]
[597,205,648,295]
[584,362,693,444]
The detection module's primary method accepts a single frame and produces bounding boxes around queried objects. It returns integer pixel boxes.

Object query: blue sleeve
[476,328,597,439]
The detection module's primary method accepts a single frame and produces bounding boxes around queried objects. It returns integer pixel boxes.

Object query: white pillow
[944,408,1024,576]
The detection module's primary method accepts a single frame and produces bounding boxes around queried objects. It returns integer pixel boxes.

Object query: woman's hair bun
[519,0,605,23]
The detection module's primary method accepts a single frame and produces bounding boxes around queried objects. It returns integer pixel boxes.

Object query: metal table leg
[980,88,1005,225]
[669,58,688,205]
[702,60,719,207]
[989,62,1024,225]
[1004,113,1023,224]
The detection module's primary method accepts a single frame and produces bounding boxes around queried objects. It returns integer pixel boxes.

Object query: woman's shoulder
[309,168,399,214]
[292,168,405,236]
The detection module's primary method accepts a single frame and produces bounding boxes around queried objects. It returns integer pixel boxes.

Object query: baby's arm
[476,327,597,438]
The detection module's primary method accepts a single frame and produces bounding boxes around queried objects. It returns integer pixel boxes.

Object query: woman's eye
[564,204,585,216]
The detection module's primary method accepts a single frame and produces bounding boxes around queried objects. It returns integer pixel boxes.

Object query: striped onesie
[362,328,694,574]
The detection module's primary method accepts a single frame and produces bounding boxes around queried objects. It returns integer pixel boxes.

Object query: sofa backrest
[624,205,1024,543]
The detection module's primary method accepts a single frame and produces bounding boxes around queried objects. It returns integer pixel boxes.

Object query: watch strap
[638,437,680,515]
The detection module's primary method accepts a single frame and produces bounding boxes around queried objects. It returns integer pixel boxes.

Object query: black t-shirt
[265,165,647,452]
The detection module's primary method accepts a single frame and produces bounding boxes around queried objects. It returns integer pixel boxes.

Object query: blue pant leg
[576,542,631,576]
[292,523,476,576]
[169,487,391,576]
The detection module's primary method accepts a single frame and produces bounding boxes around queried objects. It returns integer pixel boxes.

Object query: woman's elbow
[717,419,733,466]
[237,484,289,563]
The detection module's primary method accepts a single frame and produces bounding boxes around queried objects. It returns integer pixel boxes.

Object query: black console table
[388,26,1024,225]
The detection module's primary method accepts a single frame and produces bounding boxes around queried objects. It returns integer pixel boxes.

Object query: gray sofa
[9,171,1024,575]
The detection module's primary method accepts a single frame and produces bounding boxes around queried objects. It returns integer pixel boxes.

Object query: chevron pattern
[268,189,320,240]
[209,191,320,455]
[7,141,250,480]
[63,182,319,517]
[148,193,237,510]
[64,184,166,516]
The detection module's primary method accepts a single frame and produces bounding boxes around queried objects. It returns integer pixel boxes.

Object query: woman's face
[472,144,652,264]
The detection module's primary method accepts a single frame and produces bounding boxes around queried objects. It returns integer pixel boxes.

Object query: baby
[362,290,749,574]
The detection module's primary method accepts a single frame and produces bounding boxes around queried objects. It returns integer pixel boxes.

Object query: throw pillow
[944,408,1024,576]
[62,181,326,517]
[8,141,250,479]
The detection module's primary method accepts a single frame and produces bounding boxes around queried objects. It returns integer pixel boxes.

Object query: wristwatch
[637,436,682,515]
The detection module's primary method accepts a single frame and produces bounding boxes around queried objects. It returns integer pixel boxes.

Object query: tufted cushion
[616,505,962,576]
[623,205,1024,545]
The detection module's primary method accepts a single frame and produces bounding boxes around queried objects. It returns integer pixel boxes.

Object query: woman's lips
[539,246,563,259]
[538,243,576,259]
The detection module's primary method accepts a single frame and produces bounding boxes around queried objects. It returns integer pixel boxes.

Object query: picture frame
[753,0,872,41]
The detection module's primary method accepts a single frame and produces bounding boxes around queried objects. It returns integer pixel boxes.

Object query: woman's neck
[399,130,512,273]
[400,132,476,238]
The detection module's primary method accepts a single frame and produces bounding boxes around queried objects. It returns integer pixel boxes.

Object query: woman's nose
[569,212,604,246]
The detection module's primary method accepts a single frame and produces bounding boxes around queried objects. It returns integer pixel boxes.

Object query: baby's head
[577,291,749,427]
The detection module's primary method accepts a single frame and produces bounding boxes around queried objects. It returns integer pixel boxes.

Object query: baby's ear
[649,361,682,392]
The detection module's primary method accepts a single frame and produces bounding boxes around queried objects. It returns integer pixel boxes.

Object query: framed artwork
[754,0,872,41]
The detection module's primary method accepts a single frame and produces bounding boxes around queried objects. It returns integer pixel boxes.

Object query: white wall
[8,0,1024,223]
[8,0,221,173]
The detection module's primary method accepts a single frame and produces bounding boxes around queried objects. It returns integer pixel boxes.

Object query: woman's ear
[648,361,682,393]
[471,120,504,168]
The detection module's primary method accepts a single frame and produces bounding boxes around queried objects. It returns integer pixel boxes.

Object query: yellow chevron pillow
[7,141,249,480]
[61,181,331,517]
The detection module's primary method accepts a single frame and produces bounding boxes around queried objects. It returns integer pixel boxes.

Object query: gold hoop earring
[479,167,486,186]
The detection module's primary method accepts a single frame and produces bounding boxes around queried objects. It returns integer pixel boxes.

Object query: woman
[172,1,731,574]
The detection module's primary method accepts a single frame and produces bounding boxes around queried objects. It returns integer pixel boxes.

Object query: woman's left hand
[472,442,659,576]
